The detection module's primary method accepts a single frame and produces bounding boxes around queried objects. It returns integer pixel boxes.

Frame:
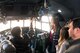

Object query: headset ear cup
[1,40,16,53]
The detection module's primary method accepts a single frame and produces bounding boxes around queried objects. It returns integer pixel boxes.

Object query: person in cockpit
[45,13,61,53]
[10,26,32,53]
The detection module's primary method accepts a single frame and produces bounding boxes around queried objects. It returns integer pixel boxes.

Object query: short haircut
[71,18,80,29]
[11,26,22,37]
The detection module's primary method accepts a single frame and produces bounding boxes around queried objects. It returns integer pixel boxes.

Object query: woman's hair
[52,13,65,29]
[52,14,60,28]
[58,27,69,48]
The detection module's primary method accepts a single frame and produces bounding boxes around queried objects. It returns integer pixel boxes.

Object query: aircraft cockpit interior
[0,0,80,53]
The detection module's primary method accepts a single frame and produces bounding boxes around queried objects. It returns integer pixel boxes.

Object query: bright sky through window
[0,19,51,32]
[0,21,10,32]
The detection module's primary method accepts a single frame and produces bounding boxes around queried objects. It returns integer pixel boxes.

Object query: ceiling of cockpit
[0,0,80,20]
[0,0,43,17]
[53,0,80,18]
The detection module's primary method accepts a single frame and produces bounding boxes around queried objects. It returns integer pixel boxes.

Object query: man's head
[11,26,22,37]
[68,18,80,40]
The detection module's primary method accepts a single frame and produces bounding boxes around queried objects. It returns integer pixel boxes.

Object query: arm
[58,41,69,53]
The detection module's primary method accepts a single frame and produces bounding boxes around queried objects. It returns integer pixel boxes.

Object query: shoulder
[62,41,69,46]
[58,41,69,53]
[61,41,69,48]
[64,43,80,53]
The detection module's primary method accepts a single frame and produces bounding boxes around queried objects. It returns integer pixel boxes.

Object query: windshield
[0,19,50,32]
